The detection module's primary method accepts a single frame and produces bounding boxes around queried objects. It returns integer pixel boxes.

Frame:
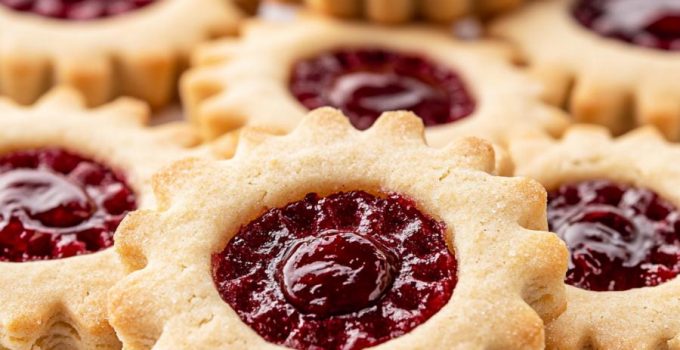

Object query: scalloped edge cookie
[491,0,680,140]
[108,107,568,349]
[182,18,568,146]
[0,87,230,350]
[0,0,253,108]
[510,125,680,349]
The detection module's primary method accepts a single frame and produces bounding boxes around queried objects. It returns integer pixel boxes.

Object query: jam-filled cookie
[510,125,680,349]
[492,0,680,140]
[0,0,254,108]
[304,0,526,23]
[183,18,568,147]
[108,108,568,350]
[0,87,227,350]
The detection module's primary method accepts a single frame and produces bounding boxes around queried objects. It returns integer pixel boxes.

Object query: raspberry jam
[572,0,680,51]
[0,148,136,262]
[213,191,457,350]
[0,0,157,20]
[289,48,476,130]
[548,180,680,291]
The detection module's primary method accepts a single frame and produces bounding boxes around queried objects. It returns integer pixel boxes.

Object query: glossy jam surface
[572,0,680,50]
[0,148,136,262]
[0,0,157,20]
[290,48,476,130]
[548,180,680,291]
[213,191,457,350]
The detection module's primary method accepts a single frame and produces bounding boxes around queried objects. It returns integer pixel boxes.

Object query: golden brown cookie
[305,0,526,23]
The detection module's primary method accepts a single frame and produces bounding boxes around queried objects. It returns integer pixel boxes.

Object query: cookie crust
[109,108,568,349]
[510,125,680,349]
[491,0,680,140]
[0,0,249,108]
[182,18,568,145]
[0,88,222,350]
[304,0,526,23]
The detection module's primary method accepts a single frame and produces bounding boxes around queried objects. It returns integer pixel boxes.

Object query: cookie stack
[0,1,678,349]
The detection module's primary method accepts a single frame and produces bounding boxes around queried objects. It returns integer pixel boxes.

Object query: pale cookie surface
[492,0,680,140]
[0,0,250,108]
[510,125,680,349]
[109,108,568,350]
[183,18,568,147]
[0,88,228,350]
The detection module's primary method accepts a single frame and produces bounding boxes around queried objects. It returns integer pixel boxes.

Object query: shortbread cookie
[0,87,228,350]
[510,125,680,349]
[492,0,680,140]
[109,108,568,350]
[183,18,568,146]
[0,0,254,108]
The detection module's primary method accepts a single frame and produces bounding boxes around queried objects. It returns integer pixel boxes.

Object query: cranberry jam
[0,148,136,262]
[289,48,476,131]
[548,180,680,291]
[213,191,457,350]
[572,0,680,51]
[0,0,157,20]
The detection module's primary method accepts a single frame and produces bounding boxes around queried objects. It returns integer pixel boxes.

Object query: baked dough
[305,0,526,23]
[510,125,680,349]
[182,18,568,146]
[0,0,251,108]
[492,0,680,140]
[109,107,569,349]
[0,87,230,350]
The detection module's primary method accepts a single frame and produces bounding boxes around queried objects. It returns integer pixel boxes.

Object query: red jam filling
[572,0,680,51]
[289,48,476,130]
[213,191,457,350]
[548,180,680,291]
[0,0,157,20]
[0,148,136,262]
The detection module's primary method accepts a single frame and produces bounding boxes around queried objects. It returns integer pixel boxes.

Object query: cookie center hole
[289,48,476,130]
[0,148,137,262]
[279,229,398,317]
[548,180,680,291]
[212,191,457,350]
[572,0,680,50]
